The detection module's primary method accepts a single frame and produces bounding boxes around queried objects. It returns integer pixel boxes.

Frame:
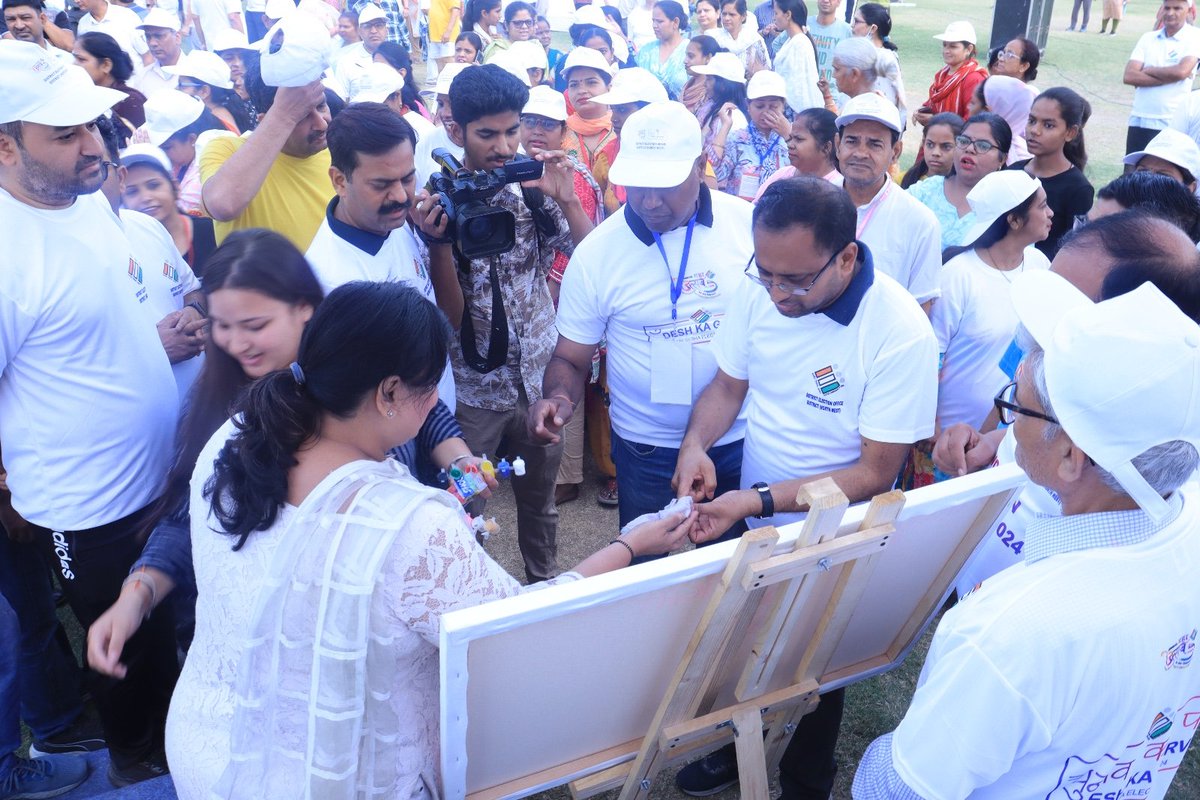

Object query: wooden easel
[568,478,904,800]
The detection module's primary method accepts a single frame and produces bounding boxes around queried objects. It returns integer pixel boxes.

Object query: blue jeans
[610,432,747,555]
[0,589,20,781]
[0,534,82,742]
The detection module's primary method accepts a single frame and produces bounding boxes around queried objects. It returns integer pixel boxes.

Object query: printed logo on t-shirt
[813,364,843,395]
[643,310,723,344]
[1048,695,1200,799]
[681,270,719,298]
[128,257,143,284]
[1162,629,1196,670]
[413,257,428,282]
[162,260,178,282]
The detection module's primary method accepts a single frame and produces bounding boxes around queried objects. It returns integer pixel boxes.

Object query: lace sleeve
[381,500,579,644]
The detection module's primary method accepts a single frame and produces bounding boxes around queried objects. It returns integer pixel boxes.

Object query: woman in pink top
[754,107,842,201]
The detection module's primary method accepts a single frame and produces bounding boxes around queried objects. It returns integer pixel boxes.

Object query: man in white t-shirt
[1123,0,1200,154]
[332,5,389,100]
[0,43,179,787]
[132,7,182,98]
[529,101,755,530]
[183,0,243,51]
[75,0,151,71]
[305,103,460,410]
[933,211,1200,596]
[836,93,941,309]
[671,176,937,799]
[855,272,1200,800]
[1,0,72,64]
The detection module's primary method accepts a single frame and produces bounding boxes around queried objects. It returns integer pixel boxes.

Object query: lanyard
[749,126,781,169]
[856,178,892,239]
[652,211,698,321]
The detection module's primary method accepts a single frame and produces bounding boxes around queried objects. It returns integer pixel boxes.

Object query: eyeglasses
[997,48,1021,61]
[744,245,846,296]
[508,18,535,28]
[100,160,120,180]
[955,134,999,154]
[520,114,562,131]
[993,381,1059,426]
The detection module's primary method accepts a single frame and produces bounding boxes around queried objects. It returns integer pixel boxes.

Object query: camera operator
[412,64,593,584]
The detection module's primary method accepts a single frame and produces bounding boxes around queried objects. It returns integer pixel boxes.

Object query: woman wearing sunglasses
[907,112,1012,254]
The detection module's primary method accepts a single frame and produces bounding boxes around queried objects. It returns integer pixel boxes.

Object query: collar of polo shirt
[325,196,389,256]
[818,241,875,326]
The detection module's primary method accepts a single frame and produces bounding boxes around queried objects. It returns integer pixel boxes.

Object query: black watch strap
[752,482,773,519]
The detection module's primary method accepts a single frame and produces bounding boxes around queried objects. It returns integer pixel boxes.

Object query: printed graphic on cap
[1162,629,1196,670]
[813,365,842,395]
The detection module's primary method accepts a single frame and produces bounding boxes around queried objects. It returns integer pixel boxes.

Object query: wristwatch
[751,482,774,519]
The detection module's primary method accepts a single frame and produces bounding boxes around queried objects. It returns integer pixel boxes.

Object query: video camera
[427,148,544,259]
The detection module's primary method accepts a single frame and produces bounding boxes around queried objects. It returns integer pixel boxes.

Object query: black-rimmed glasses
[993,381,1058,426]
[744,245,845,296]
[955,134,999,154]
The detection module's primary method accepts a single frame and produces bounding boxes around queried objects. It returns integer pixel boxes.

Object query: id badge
[650,337,693,405]
[738,165,763,201]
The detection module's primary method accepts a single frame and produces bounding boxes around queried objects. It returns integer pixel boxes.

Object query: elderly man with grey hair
[853,271,1200,800]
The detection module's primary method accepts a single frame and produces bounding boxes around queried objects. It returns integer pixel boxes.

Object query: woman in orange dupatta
[559,47,619,210]
[913,20,987,129]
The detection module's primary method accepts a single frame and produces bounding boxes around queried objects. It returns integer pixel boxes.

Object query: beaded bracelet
[608,538,636,564]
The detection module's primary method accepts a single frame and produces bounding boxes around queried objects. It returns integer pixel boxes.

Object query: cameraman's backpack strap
[456,250,510,375]
[521,185,561,240]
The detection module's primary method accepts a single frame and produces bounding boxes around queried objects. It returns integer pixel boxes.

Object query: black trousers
[778,688,845,800]
[35,504,179,769]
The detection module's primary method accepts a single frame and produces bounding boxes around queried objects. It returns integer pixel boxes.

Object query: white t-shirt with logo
[932,248,1050,430]
[895,486,1200,800]
[557,188,752,448]
[854,178,942,305]
[119,208,204,404]
[305,207,456,411]
[1129,25,1200,124]
[0,190,177,530]
[714,257,938,530]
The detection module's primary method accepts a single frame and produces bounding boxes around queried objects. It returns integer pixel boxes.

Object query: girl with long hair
[681,34,722,112]
[900,112,965,188]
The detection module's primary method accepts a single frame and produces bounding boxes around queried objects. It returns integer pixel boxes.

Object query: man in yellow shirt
[199,64,332,250]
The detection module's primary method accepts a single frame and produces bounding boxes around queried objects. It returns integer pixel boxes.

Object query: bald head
[1051,211,1200,320]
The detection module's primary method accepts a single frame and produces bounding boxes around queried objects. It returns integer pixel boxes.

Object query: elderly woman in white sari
[164,281,696,800]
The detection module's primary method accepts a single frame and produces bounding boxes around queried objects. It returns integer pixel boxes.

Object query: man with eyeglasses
[132,8,182,99]
[530,101,755,534]
[854,271,1200,800]
[836,93,942,311]
[669,176,936,797]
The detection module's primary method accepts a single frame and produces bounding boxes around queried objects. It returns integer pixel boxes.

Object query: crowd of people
[2,0,1200,798]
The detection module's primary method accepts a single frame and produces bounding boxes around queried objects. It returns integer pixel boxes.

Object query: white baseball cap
[746,70,787,101]
[560,45,612,82]
[120,142,173,174]
[508,39,549,73]
[1123,128,1200,181]
[489,48,532,86]
[166,50,234,89]
[349,62,404,103]
[959,170,1041,245]
[259,11,332,88]
[609,101,701,189]
[1011,271,1200,522]
[933,21,977,44]
[138,7,181,32]
[689,52,746,84]
[142,90,205,146]
[0,41,126,126]
[589,67,668,106]
[523,84,567,121]
[434,62,474,96]
[264,0,297,21]
[358,4,387,25]
[571,5,607,28]
[212,28,254,53]
[835,92,902,134]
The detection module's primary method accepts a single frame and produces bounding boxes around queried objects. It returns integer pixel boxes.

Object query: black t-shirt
[1008,159,1095,259]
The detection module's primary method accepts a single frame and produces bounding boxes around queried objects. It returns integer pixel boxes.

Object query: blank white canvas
[440,463,1026,799]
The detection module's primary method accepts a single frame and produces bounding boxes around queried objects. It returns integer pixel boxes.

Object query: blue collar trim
[326,196,388,256]
[821,240,875,326]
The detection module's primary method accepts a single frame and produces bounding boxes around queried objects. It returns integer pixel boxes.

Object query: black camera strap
[457,252,510,374]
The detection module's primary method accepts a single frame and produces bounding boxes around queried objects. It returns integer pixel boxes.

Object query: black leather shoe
[675,744,738,796]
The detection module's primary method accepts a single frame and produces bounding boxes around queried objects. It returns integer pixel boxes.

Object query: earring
[387,410,395,417]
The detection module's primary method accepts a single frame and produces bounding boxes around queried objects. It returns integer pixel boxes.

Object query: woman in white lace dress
[164,282,695,799]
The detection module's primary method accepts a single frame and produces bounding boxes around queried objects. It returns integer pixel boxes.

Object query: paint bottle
[512,456,526,477]
[448,467,475,500]
[496,458,513,478]
[480,454,495,480]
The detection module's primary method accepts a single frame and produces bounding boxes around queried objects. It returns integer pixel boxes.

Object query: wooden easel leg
[731,706,770,800]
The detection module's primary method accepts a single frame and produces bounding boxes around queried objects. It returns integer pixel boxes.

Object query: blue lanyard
[749,127,781,169]
[652,212,697,321]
